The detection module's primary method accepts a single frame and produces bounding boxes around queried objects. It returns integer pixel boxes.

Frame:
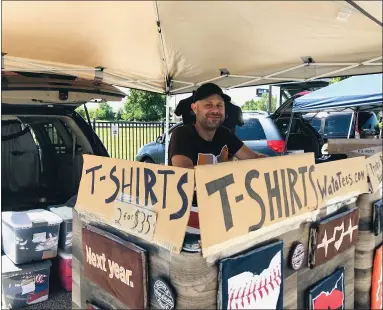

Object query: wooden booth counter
[72,152,377,309]
[354,152,383,309]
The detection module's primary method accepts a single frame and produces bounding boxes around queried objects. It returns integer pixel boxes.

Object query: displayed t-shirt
[168,125,244,166]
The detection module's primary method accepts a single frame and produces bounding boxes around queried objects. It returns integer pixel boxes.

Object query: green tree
[123,89,166,121]
[75,106,87,119]
[115,107,124,120]
[94,102,115,120]
[75,106,97,120]
[241,93,277,112]
[330,76,349,84]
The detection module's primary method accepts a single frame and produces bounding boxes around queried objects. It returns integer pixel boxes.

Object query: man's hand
[170,155,194,169]
[235,144,268,160]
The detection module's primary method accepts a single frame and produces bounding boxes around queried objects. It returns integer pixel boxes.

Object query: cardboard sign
[309,207,359,268]
[366,152,383,193]
[314,156,369,207]
[327,139,382,158]
[195,153,318,252]
[371,245,382,310]
[82,225,148,309]
[219,241,283,309]
[113,200,157,241]
[75,155,195,253]
[308,268,345,310]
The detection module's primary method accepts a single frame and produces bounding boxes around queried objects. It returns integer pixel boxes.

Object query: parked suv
[303,111,379,141]
[136,94,324,164]
[1,71,125,211]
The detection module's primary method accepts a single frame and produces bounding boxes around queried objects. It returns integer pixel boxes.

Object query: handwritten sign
[113,200,157,241]
[75,155,195,253]
[195,153,318,253]
[314,156,369,206]
[366,152,383,193]
[82,225,148,309]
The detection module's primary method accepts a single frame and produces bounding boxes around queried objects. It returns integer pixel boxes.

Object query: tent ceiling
[2,1,382,94]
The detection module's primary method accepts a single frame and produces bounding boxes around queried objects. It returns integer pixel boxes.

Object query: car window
[324,115,352,137]
[358,112,378,130]
[235,118,266,141]
[43,123,68,154]
[310,118,322,133]
[274,118,299,137]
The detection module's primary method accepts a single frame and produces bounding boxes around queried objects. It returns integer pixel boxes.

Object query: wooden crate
[72,203,356,309]
[355,190,382,309]
[72,209,217,309]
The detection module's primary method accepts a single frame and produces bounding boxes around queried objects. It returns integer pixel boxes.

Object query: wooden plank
[354,191,382,308]
[72,256,82,308]
[80,271,127,309]
[376,233,382,246]
[72,209,84,264]
[284,272,298,309]
[354,267,373,309]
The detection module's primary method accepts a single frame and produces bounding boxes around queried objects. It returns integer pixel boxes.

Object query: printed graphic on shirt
[197,145,229,165]
[187,145,229,235]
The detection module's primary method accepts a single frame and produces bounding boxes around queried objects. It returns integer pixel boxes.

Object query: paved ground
[23,258,72,310]
[24,279,72,310]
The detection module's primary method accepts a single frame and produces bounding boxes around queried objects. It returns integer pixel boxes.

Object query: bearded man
[169,83,266,168]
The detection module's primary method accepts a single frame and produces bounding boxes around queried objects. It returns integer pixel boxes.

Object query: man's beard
[198,114,224,130]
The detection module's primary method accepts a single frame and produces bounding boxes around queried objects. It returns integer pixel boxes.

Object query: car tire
[143,157,154,164]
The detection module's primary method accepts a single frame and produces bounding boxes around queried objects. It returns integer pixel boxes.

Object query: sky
[86,85,280,112]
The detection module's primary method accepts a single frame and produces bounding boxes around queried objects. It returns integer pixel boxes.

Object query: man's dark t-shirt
[168,125,244,165]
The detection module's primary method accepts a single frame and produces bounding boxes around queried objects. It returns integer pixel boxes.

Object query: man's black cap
[193,83,231,103]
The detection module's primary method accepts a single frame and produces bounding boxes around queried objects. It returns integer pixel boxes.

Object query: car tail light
[267,140,285,153]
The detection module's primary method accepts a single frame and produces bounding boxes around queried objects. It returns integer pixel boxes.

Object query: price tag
[112,200,157,241]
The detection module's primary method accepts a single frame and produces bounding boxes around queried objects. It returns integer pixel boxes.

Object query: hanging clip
[94,66,104,85]
[165,76,172,94]
[2,52,7,70]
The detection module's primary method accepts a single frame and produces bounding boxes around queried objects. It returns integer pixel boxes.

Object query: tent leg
[268,85,272,112]
[347,111,355,139]
[164,95,171,166]
[283,112,294,155]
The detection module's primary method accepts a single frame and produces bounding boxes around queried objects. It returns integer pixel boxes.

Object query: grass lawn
[94,122,165,161]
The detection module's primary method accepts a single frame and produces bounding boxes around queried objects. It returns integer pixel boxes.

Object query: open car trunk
[1,72,125,211]
[271,93,325,157]
[2,114,87,210]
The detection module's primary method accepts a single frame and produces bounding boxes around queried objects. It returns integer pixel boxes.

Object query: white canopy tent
[2,1,382,163]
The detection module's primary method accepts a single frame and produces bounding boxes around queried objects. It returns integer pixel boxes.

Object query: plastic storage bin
[1,255,51,309]
[48,205,73,253]
[57,250,72,291]
[1,209,63,264]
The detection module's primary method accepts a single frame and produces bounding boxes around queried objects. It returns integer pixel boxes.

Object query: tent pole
[347,111,355,139]
[164,95,171,166]
[283,111,294,155]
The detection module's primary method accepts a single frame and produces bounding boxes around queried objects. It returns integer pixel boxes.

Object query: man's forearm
[251,151,268,159]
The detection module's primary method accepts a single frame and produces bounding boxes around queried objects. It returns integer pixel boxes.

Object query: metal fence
[93,120,177,161]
